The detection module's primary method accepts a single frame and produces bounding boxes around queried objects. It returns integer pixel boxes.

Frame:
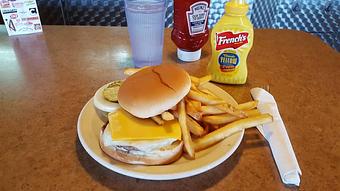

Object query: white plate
[93,82,120,113]
[77,82,244,180]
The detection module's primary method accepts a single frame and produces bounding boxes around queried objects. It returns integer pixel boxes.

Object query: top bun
[118,64,191,118]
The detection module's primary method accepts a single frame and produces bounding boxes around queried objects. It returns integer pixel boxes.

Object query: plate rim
[77,83,244,180]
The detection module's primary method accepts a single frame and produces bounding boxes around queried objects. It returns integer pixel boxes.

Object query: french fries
[178,99,195,159]
[210,124,220,130]
[245,109,261,117]
[186,115,205,136]
[202,114,240,125]
[198,75,212,86]
[198,88,216,97]
[190,76,200,86]
[200,104,230,115]
[187,90,226,105]
[147,74,273,160]
[200,103,246,118]
[202,104,242,115]
[185,100,202,121]
[190,83,199,91]
[151,116,164,125]
[236,100,258,110]
[161,111,175,121]
[171,110,205,136]
[176,76,273,157]
[151,112,175,125]
[190,74,212,86]
[186,99,201,110]
[201,109,259,125]
[193,114,273,151]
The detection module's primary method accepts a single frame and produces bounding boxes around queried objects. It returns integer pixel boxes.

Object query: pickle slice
[103,80,123,102]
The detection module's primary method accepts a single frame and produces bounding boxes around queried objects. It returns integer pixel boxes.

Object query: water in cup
[125,0,166,68]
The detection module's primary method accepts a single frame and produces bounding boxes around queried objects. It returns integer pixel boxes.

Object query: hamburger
[100,64,191,165]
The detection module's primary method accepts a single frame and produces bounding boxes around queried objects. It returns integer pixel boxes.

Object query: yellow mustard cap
[225,0,249,16]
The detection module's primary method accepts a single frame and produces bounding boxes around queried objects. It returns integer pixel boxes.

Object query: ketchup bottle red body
[171,0,210,62]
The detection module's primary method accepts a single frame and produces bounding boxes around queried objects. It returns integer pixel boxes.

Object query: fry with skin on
[151,116,164,125]
[178,100,195,159]
[194,114,273,151]
[236,100,258,111]
[186,115,205,136]
[187,90,226,105]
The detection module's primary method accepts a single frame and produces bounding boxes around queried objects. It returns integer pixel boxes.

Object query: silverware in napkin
[250,87,302,186]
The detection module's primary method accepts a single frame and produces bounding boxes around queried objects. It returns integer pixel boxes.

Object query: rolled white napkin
[250,88,302,186]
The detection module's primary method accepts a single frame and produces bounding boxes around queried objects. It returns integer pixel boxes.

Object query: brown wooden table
[0,25,339,190]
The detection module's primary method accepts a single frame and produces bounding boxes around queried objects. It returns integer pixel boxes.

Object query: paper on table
[0,0,43,36]
[250,88,302,186]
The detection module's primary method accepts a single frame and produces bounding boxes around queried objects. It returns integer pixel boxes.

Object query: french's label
[186,1,209,36]
[216,31,249,50]
[218,50,239,72]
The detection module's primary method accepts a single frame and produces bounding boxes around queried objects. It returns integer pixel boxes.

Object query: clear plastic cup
[124,0,166,68]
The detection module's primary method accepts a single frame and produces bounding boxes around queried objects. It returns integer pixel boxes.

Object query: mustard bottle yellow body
[208,0,253,84]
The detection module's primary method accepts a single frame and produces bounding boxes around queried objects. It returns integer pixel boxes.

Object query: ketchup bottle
[171,0,210,62]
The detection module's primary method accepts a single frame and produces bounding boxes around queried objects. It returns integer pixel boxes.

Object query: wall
[0,0,339,50]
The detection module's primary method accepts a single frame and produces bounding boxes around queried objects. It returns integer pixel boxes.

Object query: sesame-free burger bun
[118,64,191,118]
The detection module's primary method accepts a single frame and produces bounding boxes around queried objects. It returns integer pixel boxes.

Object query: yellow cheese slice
[108,109,181,141]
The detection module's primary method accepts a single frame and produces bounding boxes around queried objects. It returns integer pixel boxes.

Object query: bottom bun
[100,124,183,165]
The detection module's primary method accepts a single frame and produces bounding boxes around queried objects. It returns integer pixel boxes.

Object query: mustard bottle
[208,0,253,84]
